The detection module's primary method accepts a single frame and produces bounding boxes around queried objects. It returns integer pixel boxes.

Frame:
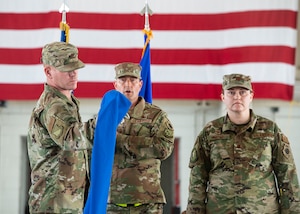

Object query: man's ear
[220,93,224,101]
[113,80,117,89]
[139,79,143,88]
[44,66,52,78]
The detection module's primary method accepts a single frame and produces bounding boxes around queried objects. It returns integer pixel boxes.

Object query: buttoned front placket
[231,123,254,213]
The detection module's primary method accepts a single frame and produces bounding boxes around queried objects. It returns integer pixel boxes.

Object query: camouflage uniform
[27,84,95,214]
[186,110,300,214]
[27,42,95,214]
[107,96,174,212]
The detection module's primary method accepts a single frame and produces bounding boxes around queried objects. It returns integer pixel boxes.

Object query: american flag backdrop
[0,0,298,101]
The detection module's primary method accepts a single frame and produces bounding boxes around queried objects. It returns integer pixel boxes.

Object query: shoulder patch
[53,123,64,139]
[190,148,198,163]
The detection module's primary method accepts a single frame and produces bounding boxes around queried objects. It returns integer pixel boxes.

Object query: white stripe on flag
[0,63,294,85]
[0,28,296,49]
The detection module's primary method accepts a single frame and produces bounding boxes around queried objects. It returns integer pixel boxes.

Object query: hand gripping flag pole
[139,0,153,103]
[59,0,70,43]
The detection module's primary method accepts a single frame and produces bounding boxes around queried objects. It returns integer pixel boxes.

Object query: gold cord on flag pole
[60,22,70,43]
[141,29,153,58]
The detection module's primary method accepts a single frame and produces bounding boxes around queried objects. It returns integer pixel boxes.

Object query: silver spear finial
[140,0,153,31]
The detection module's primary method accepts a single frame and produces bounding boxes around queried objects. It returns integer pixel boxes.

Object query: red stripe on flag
[0,48,42,64]
[0,10,296,30]
[0,84,44,100]
[152,83,294,100]
[150,46,295,65]
[0,82,293,101]
[0,46,295,65]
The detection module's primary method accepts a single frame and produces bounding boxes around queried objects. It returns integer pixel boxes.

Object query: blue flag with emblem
[84,90,131,214]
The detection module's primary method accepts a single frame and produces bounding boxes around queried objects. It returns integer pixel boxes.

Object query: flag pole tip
[140,4,153,16]
[59,3,69,13]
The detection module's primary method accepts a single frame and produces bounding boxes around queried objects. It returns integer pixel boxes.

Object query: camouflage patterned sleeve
[41,102,95,151]
[116,111,174,160]
[272,126,300,213]
[186,131,210,214]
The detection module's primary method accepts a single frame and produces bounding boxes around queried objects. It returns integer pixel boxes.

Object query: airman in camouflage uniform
[107,62,174,214]
[184,74,300,214]
[27,42,96,214]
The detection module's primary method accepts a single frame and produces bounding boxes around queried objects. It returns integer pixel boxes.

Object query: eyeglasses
[225,89,250,97]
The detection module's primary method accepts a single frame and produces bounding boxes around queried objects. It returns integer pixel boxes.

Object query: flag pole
[143,0,151,31]
[139,0,153,103]
[59,0,70,43]
[140,0,153,57]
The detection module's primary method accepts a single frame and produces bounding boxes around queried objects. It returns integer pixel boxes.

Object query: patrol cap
[222,73,252,91]
[114,62,142,79]
[41,41,85,72]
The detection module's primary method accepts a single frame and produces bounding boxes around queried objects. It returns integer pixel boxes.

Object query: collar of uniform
[128,96,145,118]
[44,83,80,106]
[222,109,257,133]
[248,109,257,131]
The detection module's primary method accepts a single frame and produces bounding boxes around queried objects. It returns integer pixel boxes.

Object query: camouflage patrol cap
[114,62,142,79]
[41,41,85,72]
[223,73,252,91]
